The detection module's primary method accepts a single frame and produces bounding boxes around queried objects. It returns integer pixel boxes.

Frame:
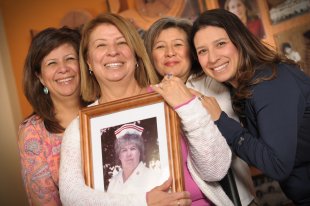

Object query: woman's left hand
[151,74,194,108]
[190,89,222,121]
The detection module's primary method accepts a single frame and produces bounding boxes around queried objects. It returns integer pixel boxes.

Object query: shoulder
[18,115,45,139]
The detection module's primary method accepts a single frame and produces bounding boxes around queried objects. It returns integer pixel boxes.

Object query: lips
[105,62,123,69]
[56,77,74,84]
[164,61,179,67]
[212,63,228,72]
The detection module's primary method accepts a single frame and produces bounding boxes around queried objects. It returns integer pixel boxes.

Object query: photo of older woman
[103,122,161,194]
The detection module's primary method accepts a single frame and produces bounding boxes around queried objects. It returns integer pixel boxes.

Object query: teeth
[213,63,228,72]
[57,77,73,83]
[105,63,123,68]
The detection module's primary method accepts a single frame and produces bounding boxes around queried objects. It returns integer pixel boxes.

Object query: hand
[190,89,222,121]
[151,74,194,108]
[147,178,191,206]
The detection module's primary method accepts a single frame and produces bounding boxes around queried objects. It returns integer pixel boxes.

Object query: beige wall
[0,12,28,205]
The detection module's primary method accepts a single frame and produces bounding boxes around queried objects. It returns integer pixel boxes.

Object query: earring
[89,69,93,75]
[136,63,139,68]
[43,86,49,95]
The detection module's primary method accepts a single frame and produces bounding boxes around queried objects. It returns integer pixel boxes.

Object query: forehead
[90,23,124,39]
[156,27,187,41]
[194,26,229,43]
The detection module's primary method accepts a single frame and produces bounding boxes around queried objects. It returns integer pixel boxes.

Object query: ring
[177,200,180,206]
[198,95,204,101]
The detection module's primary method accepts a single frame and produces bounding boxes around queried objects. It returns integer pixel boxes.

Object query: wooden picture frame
[79,92,184,193]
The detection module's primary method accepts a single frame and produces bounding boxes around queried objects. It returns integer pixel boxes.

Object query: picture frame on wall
[218,0,266,39]
[267,0,310,25]
[79,92,184,193]
[274,22,310,76]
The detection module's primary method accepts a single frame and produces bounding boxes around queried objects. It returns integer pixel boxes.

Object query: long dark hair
[191,9,296,116]
[23,27,85,133]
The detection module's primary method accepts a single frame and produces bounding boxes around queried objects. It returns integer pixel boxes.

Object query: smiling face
[151,28,191,82]
[38,43,80,100]
[194,26,239,87]
[86,23,137,86]
[119,142,141,174]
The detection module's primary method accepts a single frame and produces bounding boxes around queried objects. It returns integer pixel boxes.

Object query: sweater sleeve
[215,69,301,181]
[59,118,147,206]
[175,98,232,181]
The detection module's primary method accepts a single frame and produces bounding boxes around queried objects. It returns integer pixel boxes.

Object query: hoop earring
[43,86,49,95]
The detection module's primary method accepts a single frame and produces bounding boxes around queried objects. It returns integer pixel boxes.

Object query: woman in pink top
[18,27,88,205]
[144,17,255,205]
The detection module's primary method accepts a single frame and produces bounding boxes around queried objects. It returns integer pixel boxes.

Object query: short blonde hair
[80,13,159,102]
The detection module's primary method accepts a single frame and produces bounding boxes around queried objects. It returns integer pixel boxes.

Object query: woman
[191,9,310,205]
[144,16,255,206]
[18,27,87,205]
[107,124,159,194]
[224,0,265,39]
[59,13,192,206]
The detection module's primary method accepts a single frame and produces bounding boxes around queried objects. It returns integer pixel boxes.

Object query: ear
[35,72,46,86]
[86,60,92,71]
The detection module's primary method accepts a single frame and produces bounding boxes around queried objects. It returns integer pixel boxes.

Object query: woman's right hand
[146,178,191,206]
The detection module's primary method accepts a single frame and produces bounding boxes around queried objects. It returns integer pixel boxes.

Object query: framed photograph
[218,0,266,39]
[267,0,310,25]
[274,23,310,76]
[79,92,184,194]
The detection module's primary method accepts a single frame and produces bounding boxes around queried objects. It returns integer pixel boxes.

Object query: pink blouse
[181,135,212,206]
[18,115,62,206]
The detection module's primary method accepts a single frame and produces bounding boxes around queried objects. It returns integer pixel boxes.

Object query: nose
[58,61,70,73]
[165,46,176,57]
[208,49,219,64]
[107,44,119,56]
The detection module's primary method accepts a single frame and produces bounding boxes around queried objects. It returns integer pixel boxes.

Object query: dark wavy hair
[23,27,86,133]
[191,9,296,116]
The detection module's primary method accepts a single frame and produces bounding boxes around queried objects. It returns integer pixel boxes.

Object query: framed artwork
[218,0,266,39]
[274,23,310,76]
[267,0,310,25]
[79,92,184,193]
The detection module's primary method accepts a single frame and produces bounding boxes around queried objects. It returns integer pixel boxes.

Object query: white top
[187,75,256,206]
[107,162,160,194]
[59,96,234,206]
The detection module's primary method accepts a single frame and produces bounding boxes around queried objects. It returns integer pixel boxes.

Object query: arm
[59,118,191,206]
[18,118,60,206]
[151,76,232,181]
[175,98,232,181]
[215,70,300,180]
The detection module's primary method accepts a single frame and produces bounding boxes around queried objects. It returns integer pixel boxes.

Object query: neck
[99,80,146,104]
[53,95,81,129]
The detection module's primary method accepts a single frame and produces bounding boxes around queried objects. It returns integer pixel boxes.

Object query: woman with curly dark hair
[191,9,310,205]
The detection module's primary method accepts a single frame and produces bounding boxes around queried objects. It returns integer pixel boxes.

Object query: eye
[197,48,207,56]
[96,43,106,48]
[66,56,78,61]
[217,41,227,47]
[174,43,184,47]
[46,61,56,66]
[117,41,127,46]
[154,44,165,50]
